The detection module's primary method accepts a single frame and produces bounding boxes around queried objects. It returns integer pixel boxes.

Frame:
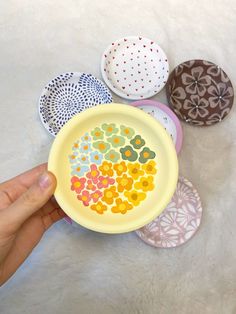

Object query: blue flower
[72,141,80,151]
[81,133,91,142]
[90,151,103,165]
[71,164,89,177]
[78,154,90,164]
[79,142,92,154]
[69,152,78,163]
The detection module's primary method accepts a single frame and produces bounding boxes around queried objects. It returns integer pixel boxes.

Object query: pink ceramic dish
[135,176,203,248]
[130,100,183,154]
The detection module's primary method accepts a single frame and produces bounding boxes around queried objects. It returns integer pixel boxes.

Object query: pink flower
[97,176,115,189]
[91,190,103,203]
[77,190,91,206]
[71,176,86,194]
[86,179,96,191]
[86,164,100,183]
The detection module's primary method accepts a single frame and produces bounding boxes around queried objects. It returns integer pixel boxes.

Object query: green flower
[120,145,138,162]
[139,147,156,164]
[120,125,135,139]
[107,135,125,148]
[91,127,104,140]
[130,135,145,149]
[102,123,119,136]
[93,141,110,153]
[105,149,120,162]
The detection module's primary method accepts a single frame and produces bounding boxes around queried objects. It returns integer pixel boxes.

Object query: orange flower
[90,202,107,214]
[99,161,114,176]
[142,160,157,175]
[102,186,118,205]
[113,161,127,176]
[134,176,154,192]
[124,190,146,206]
[111,198,133,214]
[116,174,133,192]
[127,163,144,180]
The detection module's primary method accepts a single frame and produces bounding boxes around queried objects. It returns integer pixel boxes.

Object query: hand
[0,163,66,286]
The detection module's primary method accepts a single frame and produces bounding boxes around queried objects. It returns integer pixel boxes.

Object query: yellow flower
[142,160,157,175]
[124,190,146,206]
[90,202,107,214]
[113,161,127,176]
[134,176,155,192]
[99,161,114,176]
[127,163,144,180]
[111,198,133,214]
[102,186,119,205]
[116,174,133,192]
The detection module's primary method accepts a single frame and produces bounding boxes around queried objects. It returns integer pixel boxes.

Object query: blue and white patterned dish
[39,72,113,136]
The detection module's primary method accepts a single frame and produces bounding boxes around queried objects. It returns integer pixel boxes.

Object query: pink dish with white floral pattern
[166,60,234,126]
[135,176,202,248]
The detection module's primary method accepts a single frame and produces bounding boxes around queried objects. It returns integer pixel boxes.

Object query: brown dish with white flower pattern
[166,60,234,126]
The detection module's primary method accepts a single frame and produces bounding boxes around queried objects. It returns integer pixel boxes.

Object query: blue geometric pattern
[39,72,112,136]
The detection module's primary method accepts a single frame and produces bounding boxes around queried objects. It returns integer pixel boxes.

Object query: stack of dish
[39,36,234,248]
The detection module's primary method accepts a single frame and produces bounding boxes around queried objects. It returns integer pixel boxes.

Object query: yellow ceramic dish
[48,104,178,233]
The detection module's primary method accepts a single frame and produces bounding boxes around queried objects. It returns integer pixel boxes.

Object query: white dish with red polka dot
[101,36,169,100]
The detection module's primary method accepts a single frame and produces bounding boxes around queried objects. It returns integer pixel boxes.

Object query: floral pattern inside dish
[69,124,157,214]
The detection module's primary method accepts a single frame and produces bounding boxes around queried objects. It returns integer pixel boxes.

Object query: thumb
[4,171,56,229]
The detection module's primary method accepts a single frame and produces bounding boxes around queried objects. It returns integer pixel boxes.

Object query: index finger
[4,163,47,187]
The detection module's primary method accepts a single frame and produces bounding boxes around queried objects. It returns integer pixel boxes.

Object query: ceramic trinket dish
[39,72,112,136]
[136,176,202,248]
[101,36,169,100]
[48,104,178,233]
[166,60,234,126]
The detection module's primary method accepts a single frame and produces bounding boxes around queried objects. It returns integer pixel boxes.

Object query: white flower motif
[160,211,177,229]
[157,231,179,248]
[145,220,160,234]
[172,107,187,121]
[208,83,233,109]
[221,70,231,83]
[182,66,211,96]
[206,108,231,125]
[188,119,205,126]
[169,80,186,110]
[207,64,221,77]
[173,181,197,207]
[175,60,195,76]
[176,203,196,228]
[185,218,201,240]
[183,95,209,119]
[202,60,215,67]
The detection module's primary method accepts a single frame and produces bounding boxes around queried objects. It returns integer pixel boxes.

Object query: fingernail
[38,172,51,189]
